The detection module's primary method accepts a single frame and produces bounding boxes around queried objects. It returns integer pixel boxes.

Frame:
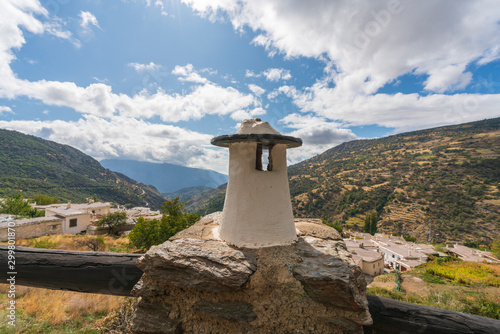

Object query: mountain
[163,186,214,203]
[0,129,166,209]
[100,159,228,193]
[187,117,500,244]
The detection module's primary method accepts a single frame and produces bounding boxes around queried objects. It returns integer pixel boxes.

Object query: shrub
[29,237,57,249]
[128,198,200,251]
[0,194,44,218]
[76,236,106,252]
[30,194,60,205]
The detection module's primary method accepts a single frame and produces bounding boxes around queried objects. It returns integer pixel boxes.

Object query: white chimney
[211,119,302,248]
[67,201,71,209]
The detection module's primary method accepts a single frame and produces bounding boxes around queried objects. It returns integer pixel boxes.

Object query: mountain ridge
[100,159,228,193]
[0,129,166,209]
[187,117,500,244]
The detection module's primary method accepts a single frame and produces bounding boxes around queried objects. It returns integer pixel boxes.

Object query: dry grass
[0,234,136,332]
[0,284,125,326]
[10,234,138,253]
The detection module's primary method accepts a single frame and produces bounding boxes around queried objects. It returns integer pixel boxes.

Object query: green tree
[0,195,44,218]
[492,238,500,259]
[129,198,200,251]
[30,194,60,205]
[96,211,127,235]
[370,211,378,235]
[321,218,343,235]
[363,214,371,233]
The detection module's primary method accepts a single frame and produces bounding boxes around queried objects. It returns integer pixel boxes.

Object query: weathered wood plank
[1,245,500,333]
[364,295,500,334]
[0,245,143,296]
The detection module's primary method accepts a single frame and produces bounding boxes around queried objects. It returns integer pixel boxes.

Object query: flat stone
[136,238,257,292]
[293,237,371,324]
[193,301,257,323]
[295,219,342,241]
[132,298,180,334]
[169,212,221,241]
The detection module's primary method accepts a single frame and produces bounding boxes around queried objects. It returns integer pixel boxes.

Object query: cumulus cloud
[244,68,292,82]
[230,107,266,121]
[116,84,257,122]
[79,11,100,30]
[280,113,328,129]
[263,68,291,82]
[284,82,500,132]
[0,6,258,123]
[172,63,209,84]
[0,106,13,115]
[248,83,265,96]
[0,115,228,172]
[424,64,473,93]
[184,0,500,95]
[128,62,162,72]
[184,0,500,133]
[286,123,357,164]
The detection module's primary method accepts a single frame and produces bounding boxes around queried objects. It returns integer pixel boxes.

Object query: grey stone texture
[132,214,372,334]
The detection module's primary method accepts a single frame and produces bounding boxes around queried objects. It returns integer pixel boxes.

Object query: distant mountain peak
[100,159,228,193]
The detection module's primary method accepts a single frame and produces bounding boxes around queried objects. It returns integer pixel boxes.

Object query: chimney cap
[211,133,302,149]
[211,118,302,149]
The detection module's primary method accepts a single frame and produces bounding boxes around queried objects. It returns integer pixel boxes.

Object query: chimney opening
[256,144,274,171]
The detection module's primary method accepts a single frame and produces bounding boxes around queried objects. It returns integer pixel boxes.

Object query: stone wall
[131,213,372,334]
[0,217,63,241]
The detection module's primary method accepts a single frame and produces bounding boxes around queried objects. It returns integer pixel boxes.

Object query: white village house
[0,201,112,241]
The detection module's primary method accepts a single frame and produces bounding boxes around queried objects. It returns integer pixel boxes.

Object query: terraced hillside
[189,118,500,244]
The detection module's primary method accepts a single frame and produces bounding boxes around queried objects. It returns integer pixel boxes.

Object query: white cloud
[230,107,266,121]
[116,84,257,122]
[0,115,229,172]
[154,1,168,16]
[286,123,357,164]
[0,6,258,125]
[79,11,100,31]
[128,62,162,72]
[244,68,292,82]
[280,113,328,129]
[262,68,291,82]
[248,83,265,96]
[0,106,13,115]
[172,64,209,84]
[245,69,259,78]
[184,0,500,95]
[424,64,472,93]
[285,82,500,132]
[184,0,500,132]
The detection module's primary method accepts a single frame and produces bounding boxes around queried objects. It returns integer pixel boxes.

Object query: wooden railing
[1,245,498,334]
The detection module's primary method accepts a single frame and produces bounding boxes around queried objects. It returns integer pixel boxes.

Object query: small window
[373,264,375,268]
[69,218,77,227]
[52,225,58,230]
[255,144,274,171]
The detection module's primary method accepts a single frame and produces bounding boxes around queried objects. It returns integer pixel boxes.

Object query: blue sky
[1,0,499,174]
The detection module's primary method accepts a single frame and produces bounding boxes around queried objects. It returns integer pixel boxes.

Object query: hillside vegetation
[368,258,500,320]
[0,129,166,209]
[189,118,500,244]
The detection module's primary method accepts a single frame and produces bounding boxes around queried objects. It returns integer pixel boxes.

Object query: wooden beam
[1,245,499,333]
[0,245,142,296]
[364,295,500,334]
